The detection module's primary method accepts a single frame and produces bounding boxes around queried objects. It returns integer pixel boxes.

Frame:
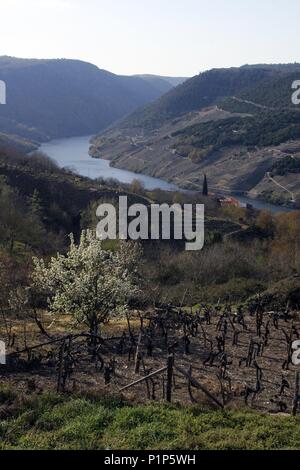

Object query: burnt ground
[1,308,300,414]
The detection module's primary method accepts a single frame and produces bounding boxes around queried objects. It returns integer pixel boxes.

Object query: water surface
[40,135,295,213]
[40,135,178,191]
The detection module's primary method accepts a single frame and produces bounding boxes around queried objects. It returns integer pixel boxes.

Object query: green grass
[1,388,300,450]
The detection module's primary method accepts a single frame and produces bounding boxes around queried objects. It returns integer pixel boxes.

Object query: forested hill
[121,64,300,128]
[0,56,176,140]
[221,70,300,113]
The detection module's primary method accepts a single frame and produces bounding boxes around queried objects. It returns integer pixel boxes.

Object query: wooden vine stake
[134,333,142,374]
[292,371,300,416]
[57,339,66,393]
[166,354,174,403]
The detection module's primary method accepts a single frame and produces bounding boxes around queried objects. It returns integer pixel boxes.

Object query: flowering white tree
[31,231,141,347]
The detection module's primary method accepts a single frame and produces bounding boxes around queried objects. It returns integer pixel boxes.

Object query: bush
[247,276,300,310]
[200,278,266,303]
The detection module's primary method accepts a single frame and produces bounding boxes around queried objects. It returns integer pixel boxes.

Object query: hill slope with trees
[0,56,177,142]
[121,65,299,128]
[91,64,300,206]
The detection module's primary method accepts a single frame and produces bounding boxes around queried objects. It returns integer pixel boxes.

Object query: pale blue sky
[1,0,299,76]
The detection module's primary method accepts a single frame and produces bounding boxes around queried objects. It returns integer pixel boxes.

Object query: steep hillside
[221,70,300,113]
[0,133,39,153]
[0,56,174,140]
[91,64,300,207]
[121,67,284,128]
[0,116,47,152]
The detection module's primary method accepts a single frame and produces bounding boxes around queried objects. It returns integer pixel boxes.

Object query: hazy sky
[1,0,299,77]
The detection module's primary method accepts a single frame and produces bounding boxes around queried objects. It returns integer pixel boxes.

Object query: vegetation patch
[1,390,300,450]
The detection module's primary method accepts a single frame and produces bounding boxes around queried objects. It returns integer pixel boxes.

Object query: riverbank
[39,135,296,213]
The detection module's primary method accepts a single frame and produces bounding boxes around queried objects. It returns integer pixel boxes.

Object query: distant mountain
[0,56,177,141]
[162,76,188,87]
[134,75,187,94]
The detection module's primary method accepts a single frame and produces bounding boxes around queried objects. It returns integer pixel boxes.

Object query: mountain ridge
[0,56,182,142]
[119,65,300,129]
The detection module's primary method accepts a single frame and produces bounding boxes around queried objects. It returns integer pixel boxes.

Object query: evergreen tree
[202,174,208,196]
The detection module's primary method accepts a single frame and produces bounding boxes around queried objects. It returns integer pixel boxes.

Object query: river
[39,135,177,191]
[39,135,294,213]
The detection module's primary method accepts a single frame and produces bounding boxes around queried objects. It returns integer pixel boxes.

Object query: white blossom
[32,230,141,330]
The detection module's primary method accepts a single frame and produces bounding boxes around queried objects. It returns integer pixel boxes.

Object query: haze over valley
[1,57,299,208]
